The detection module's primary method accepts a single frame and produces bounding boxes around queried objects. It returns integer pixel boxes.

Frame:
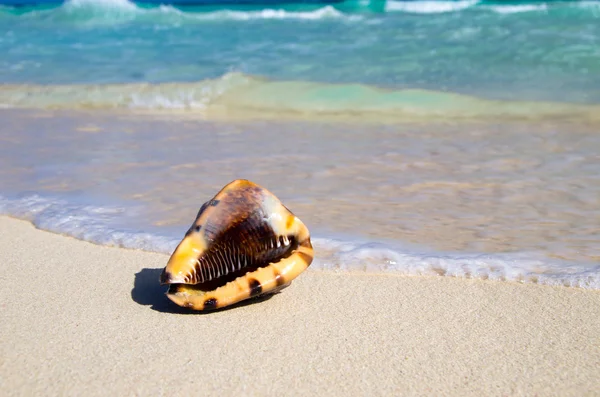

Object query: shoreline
[1,215,599,396]
[1,106,600,288]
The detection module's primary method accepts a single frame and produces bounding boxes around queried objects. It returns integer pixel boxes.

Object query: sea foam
[187,6,354,21]
[385,0,479,14]
[486,4,548,14]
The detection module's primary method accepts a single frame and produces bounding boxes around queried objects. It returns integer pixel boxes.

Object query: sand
[0,216,598,396]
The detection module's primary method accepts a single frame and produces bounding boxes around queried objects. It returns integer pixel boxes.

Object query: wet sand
[1,215,598,396]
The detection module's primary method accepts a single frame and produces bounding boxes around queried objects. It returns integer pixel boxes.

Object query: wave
[482,1,600,14]
[1,72,599,123]
[486,4,548,14]
[174,5,351,20]
[385,0,479,14]
[2,0,598,22]
[383,0,600,14]
[1,193,599,289]
[0,0,356,24]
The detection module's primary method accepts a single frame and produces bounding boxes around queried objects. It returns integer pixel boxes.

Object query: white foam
[487,4,548,14]
[128,91,205,110]
[126,71,249,109]
[35,0,143,26]
[65,0,138,9]
[1,194,598,290]
[0,194,180,253]
[385,0,479,14]
[311,238,600,289]
[189,6,358,21]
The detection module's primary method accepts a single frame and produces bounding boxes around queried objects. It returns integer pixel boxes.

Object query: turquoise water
[1,0,599,105]
[0,1,599,288]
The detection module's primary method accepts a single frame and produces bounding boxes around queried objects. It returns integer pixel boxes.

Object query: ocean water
[0,0,599,288]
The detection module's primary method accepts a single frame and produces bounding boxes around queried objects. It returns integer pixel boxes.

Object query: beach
[1,215,598,396]
[2,1,600,395]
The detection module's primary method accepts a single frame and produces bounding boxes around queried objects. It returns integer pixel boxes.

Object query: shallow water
[1,109,599,288]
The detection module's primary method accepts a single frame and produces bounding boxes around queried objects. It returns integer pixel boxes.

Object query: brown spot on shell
[203,298,218,310]
[248,279,262,297]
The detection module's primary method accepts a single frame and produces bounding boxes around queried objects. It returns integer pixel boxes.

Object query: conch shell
[160,179,313,311]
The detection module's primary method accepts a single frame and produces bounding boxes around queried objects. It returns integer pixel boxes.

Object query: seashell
[159,179,313,311]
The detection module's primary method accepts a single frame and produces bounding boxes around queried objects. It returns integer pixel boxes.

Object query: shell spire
[160,179,313,311]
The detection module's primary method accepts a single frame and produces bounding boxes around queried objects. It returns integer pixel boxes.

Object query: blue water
[1,0,599,104]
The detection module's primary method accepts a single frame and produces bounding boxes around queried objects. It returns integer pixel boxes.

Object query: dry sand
[0,216,598,396]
